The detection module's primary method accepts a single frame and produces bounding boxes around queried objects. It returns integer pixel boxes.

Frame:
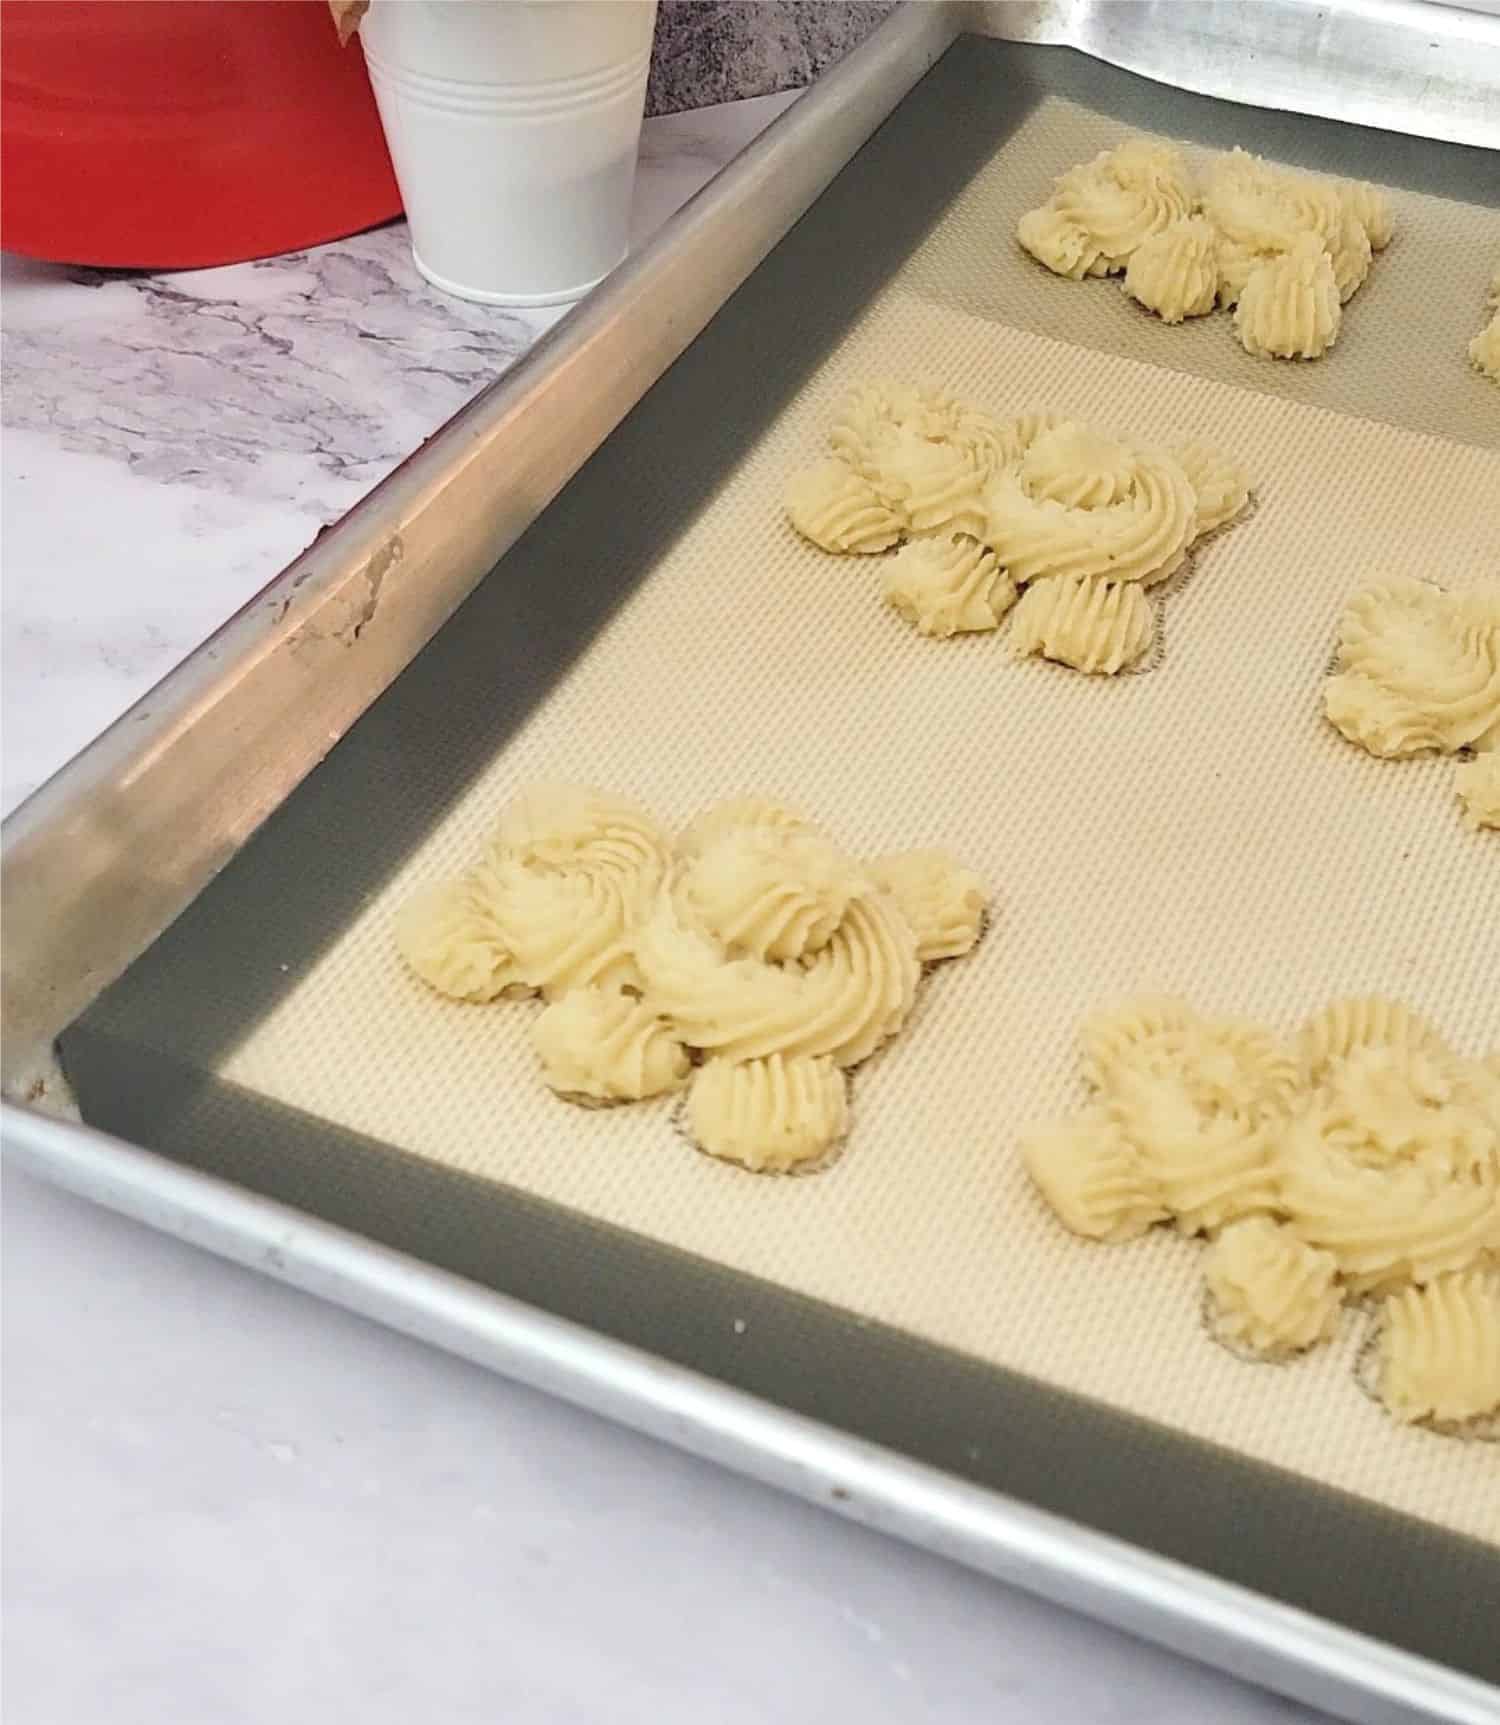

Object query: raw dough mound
[1234,234,1342,360]
[785,458,903,553]
[1204,150,1370,307]
[395,874,519,1003]
[676,796,811,859]
[1377,1271,1500,1427]
[1276,1096,1497,1296]
[1020,1109,1166,1241]
[1073,1002,1296,1236]
[1204,1218,1343,1357]
[1297,995,1441,1085]
[1109,1065,1278,1235]
[401,788,985,1177]
[868,848,988,960]
[1324,577,1500,760]
[984,429,1197,587]
[828,379,967,478]
[1341,179,1394,251]
[687,1054,849,1173]
[533,985,689,1104]
[785,386,1251,674]
[1017,202,1108,281]
[1078,995,1197,1089]
[637,879,920,1068]
[490,859,643,999]
[1174,441,1251,538]
[493,783,668,890]
[881,535,1016,638]
[1123,216,1220,323]
[1021,138,1195,279]
[1027,993,1495,1432]
[681,825,863,962]
[1021,137,1392,363]
[1456,751,1500,830]
[1008,574,1156,676]
[871,426,991,540]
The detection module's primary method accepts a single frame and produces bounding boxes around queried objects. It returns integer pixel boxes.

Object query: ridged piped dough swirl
[1234,234,1342,360]
[636,877,920,1068]
[475,786,669,999]
[1174,442,1251,538]
[681,826,859,963]
[1324,578,1500,760]
[882,536,1016,638]
[397,785,668,1002]
[1020,1109,1166,1242]
[1204,1218,1343,1357]
[1008,574,1156,676]
[1123,216,1220,323]
[784,458,903,553]
[533,986,689,1104]
[395,874,520,1003]
[983,424,1198,588]
[1276,1088,1498,1297]
[1027,1000,1298,1238]
[1377,1271,1500,1427]
[867,849,988,961]
[687,1054,849,1173]
[1019,138,1195,279]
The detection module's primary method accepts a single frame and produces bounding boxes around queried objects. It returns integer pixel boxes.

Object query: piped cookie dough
[1323,576,1500,831]
[1018,135,1394,363]
[1022,994,1500,1435]
[785,379,1252,674]
[397,786,988,1175]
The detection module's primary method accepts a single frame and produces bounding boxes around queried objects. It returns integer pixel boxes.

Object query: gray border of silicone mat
[16,29,1500,1725]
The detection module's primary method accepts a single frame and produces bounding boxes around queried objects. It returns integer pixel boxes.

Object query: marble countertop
[3,95,1322,1725]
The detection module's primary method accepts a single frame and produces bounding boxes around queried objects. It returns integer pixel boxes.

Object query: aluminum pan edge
[970,0,1500,149]
[4,1101,1495,1725]
[0,2,960,1098]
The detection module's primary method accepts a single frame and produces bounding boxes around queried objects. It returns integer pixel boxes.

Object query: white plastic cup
[360,0,658,306]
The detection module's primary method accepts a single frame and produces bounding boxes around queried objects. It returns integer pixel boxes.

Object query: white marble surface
[3,96,1321,1725]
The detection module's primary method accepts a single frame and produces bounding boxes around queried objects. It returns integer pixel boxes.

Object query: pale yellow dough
[867,849,988,961]
[1234,235,1342,361]
[1020,1109,1166,1242]
[397,786,988,1177]
[1008,574,1156,676]
[1023,993,1499,1434]
[784,458,903,554]
[686,1054,849,1173]
[394,874,519,1003]
[1204,1218,1343,1357]
[1174,442,1251,538]
[1018,137,1194,279]
[882,536,1015,638]
[985,424,1197,588]
[1122,216,1220,323]
[1324,577,1500,766]
[1021,137,1394,363]
[1378,1272,1500,1427]
[1455,752,1500,830]
[533,986,688,1104]
[787,383,1253,676]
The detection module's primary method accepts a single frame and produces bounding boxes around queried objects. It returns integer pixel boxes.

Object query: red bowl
[1,0,403,268]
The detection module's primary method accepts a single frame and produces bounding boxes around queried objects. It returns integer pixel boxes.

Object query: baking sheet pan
[8,12,1500,1722]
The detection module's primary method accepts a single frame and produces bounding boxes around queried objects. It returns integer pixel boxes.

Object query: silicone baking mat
[63,38,1500,1676]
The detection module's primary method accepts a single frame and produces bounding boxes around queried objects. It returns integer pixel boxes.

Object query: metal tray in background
[5,6,1499,1724]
